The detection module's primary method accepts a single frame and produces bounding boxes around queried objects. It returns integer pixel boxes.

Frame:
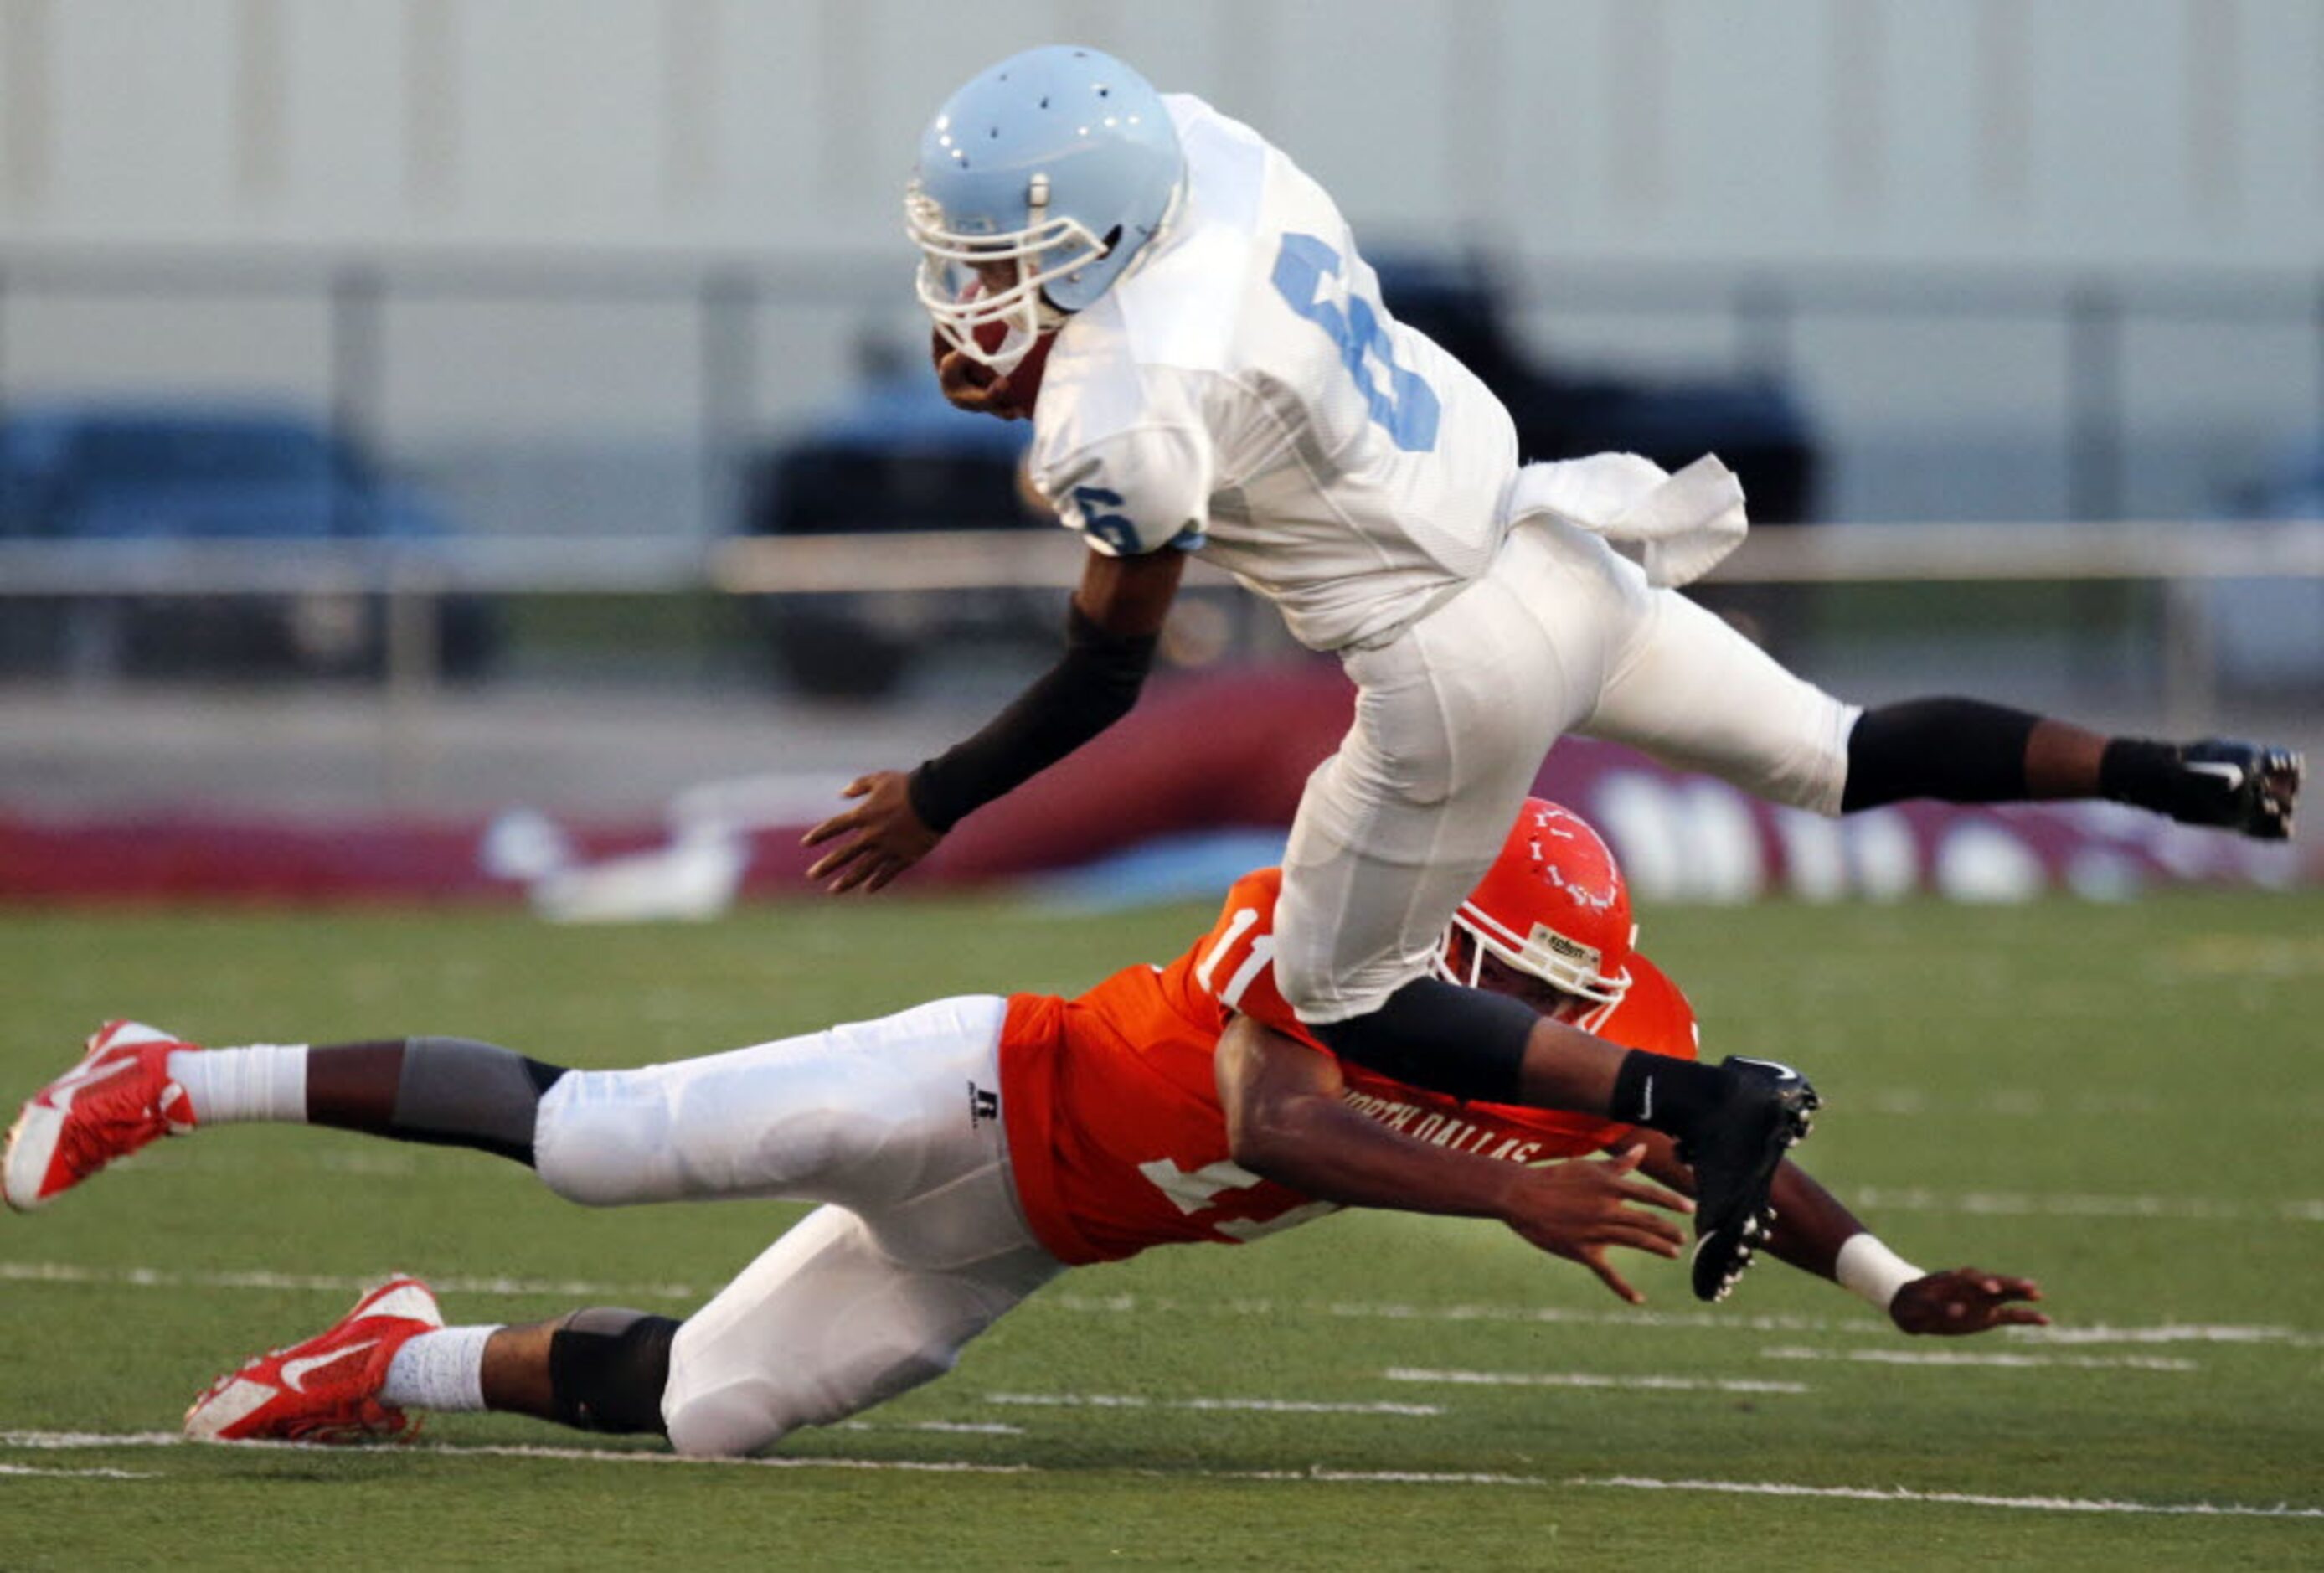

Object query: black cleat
[2175,741,2302,842]
[1678,1056,1819,1304]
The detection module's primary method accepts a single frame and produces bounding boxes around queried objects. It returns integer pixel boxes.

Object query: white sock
[169,1044,308,1125]
[379,1324,502,1413]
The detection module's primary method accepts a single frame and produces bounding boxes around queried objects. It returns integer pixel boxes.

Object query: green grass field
[3,892,2321,1570]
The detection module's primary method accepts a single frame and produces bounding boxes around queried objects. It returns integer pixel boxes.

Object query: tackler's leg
[6,1023,564,1211]
[530,995,1014,1210]
[658,1204,1063,1457]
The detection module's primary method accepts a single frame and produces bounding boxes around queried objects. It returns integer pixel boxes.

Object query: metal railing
[8,518,2320,597]
[4,520,2318,802]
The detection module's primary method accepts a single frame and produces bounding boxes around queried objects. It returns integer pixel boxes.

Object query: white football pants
[530,995,1064,1457]
[1277,515,1859,1024]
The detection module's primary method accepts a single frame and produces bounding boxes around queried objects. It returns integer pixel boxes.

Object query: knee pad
[548,1307,680,1435]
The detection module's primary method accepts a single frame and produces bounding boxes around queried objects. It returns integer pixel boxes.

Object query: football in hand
[967,318,1056,417]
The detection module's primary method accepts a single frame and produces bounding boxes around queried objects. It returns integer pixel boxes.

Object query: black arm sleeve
[905,601,1160,833]
[1307,975,1540,1105]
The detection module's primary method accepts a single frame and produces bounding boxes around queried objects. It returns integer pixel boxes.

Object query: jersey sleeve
[1034,424,1214,556]
[1181,869,1311,1042]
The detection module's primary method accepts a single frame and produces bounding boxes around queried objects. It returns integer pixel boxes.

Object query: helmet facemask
[909,172,1094,377]
[1432,908,1630,1034]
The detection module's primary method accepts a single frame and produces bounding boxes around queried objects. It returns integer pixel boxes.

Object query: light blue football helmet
[907,45,1185,374]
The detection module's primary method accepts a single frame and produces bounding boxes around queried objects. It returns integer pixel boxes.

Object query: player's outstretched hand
[1503,1145,1694,1306]
[1889,1267,2049,1337]
[801,772,943,894]
[935,345,1027,421]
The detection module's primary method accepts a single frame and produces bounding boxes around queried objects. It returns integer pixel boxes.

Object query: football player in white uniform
[806,47,2302,1287]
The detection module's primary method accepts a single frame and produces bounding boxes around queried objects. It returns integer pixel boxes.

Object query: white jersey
[1026,95,1519,653]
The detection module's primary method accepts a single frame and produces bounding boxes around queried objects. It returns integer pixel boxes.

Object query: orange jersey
[998,868,1698,1265]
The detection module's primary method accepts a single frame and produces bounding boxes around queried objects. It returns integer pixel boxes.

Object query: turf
[3,891,2321,1570]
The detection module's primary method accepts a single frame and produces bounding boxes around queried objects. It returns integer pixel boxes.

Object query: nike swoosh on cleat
[2184,761,2247,788]
[281,1338,378,1395]
[47,1055,137,1115]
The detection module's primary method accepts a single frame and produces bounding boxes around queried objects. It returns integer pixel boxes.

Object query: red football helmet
[1436,798,1636,1024]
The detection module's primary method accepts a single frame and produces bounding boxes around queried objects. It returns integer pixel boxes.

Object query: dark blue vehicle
[0,401,498,677]
[738,356,1052,698]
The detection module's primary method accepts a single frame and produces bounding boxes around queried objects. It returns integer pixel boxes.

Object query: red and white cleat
[3,1020,198,1213]
[185,1276,444,1445]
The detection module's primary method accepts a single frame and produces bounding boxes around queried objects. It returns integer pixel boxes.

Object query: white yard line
[1847,1186,2324,1225]
[1757,1346,2198,1372]
[1383,1367,1808,1395]
[835,1419,1025,1436]
[1577,1475,2324,1519]
[0,1260,698,1302]
[982,1393,1443,1416]
[1048,1290,2324,1350]
[0,1430,1533,1488]
[5,1432,2313,1514]
[0,1462,158,1480]
[2,1432,188,1449]
[2020,1323,2321,1347]
[9,1261,2319,1350]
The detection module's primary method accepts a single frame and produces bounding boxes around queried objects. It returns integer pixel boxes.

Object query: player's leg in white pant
[1563,526,1859,815]
[660,1202,1062,1457]
[1274,544,1597,1025]
[531,995,1013,1211]
[535,993,1064,1455]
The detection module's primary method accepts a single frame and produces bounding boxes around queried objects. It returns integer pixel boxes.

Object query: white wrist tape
[1835,1233,1924,1313]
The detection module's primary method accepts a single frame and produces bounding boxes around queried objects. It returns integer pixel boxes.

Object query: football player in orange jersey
[8,801,2042,1457]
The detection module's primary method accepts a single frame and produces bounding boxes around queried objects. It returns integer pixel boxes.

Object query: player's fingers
[800,813,858,848]
[1601,1198,1687,1241]
[801,783,879,845]
[1613,1178,1694,1215]
[808,840,873,884]
[825,859,880,895]
[1579,1248,1645,1306]
[1608,1217,1685,1256]
[1993,1307,2052,1328]
[1605,1144,1645,1176]
[832,843,904,892]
